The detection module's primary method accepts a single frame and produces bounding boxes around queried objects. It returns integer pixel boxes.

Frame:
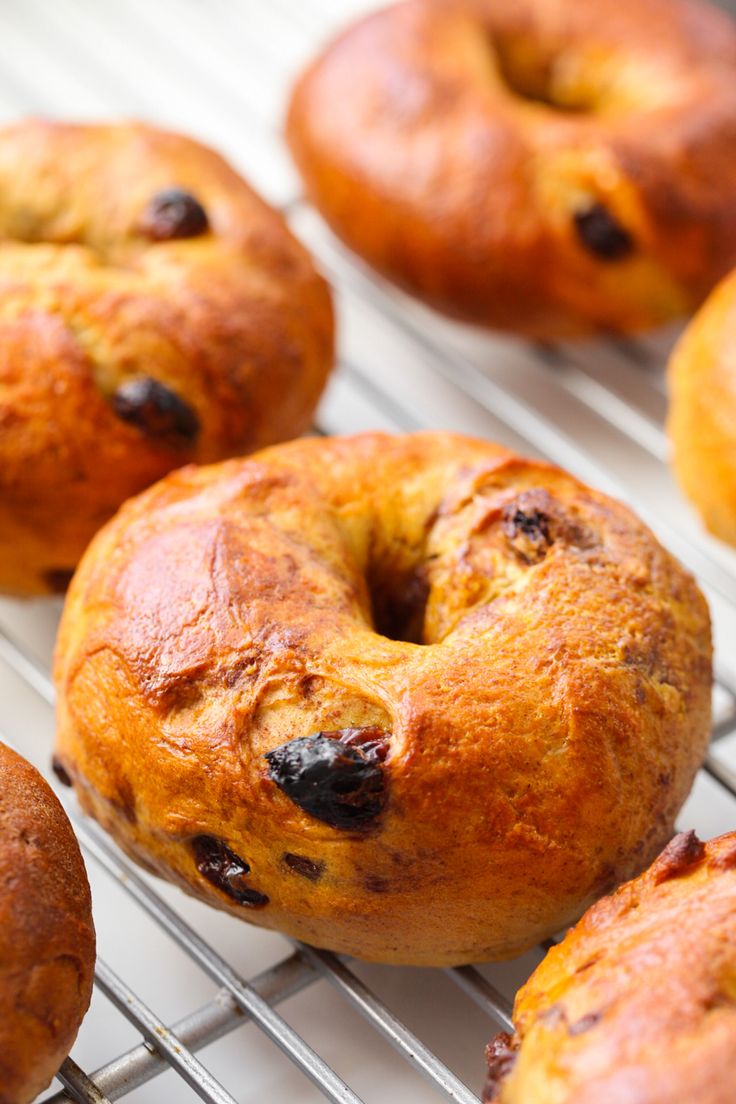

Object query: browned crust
[53,431,711,965]
[485,830,736,1104]
[0,742,95,1104]
[287,0,736,336]
[0,119,334,595]
[668,266,736,546]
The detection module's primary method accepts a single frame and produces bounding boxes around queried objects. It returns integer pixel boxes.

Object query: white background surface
[0,2,735,1101]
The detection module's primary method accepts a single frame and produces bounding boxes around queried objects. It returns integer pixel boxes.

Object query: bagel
[0,120,333,596]
[668,267,736,545]
[484,829,736,1104]
[0,742,95,1104]
[53,432,711,965]
[287,0,736,337]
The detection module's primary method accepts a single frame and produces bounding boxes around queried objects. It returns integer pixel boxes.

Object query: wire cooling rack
[1,1,735,1101]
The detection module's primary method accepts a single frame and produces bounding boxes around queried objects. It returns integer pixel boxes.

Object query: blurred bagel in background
[287,0,736,337]
[0,119,333,596]
[668,267,736,545]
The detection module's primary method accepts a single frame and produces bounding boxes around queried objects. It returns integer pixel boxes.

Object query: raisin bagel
[485,830,736,1104]
[0,742,95,1104]
[0,119,333,596]
[668,268,736,545]
[287,0,736,337]
[53,432,711,965]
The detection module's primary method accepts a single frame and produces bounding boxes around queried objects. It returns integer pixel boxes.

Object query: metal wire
[46,953,315,1099]
[92,959,239,1104]
[446,969,514,1034]
[55,1059,112,1104]
[47,956,316,1103]
[299,947,480,1104]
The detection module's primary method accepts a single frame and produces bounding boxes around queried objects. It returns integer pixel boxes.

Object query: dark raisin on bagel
[485,830,736,1104]
[0,742,95,1104]
[287,0,736,336]
[53,432,711,965]
[0,120,333,595]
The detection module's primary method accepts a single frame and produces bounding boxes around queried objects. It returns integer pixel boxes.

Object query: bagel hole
[490,36,592,113]
[367,566,429,645]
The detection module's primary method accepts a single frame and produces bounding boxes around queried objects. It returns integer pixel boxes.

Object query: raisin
[503,492,553,563]
[483,1033,518,1102]
[265,728,389,830]
[573,203,633,261]
[192,835,269,907]
[283,852,325,881]
[51,757,72,787]
[505,506,550,542]
[335,726,390,761]
[139,188,209,240]
[112,377,200,447]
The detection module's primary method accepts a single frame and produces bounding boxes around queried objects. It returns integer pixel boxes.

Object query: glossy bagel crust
[0,120,333,596]
[53,432,711,965]
[0,742,95,1104]
[484,830,736,1104]
[287,0,736,337]
[668,268,736,546]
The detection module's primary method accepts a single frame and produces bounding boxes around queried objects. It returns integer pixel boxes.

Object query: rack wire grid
[1,1,736,1101]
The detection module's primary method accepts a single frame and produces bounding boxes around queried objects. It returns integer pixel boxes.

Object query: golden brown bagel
[287,0,736,337]
[0,742,95,1104]
[668,268,736,545]
[484,829,736,1104]
[54,432,711,965]
[0,119,333,596]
